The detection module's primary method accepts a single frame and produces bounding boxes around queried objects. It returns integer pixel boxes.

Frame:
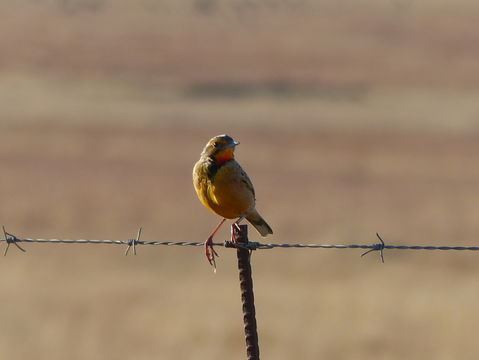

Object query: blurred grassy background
[1,0,479,359]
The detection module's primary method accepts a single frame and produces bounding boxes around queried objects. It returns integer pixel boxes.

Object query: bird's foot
[204,235,219,270]
[231,223,242,243]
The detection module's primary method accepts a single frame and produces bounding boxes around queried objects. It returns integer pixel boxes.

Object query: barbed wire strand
[3,226,479,261]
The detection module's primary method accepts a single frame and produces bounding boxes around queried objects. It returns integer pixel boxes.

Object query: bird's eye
[212,142,218,147]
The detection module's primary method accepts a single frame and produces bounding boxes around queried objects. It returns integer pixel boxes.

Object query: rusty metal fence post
[234,224,260,360]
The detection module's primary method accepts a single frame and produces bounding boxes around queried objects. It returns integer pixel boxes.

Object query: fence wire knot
[224,241,260,251]
[361,232,385,263]
[2,226,26,256]
[125,227,142,256]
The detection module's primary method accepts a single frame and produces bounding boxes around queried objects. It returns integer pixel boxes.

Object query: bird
[193,134,273,268]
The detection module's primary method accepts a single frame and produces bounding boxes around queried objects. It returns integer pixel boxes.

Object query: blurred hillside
[1,0,479,134]
[2,0,479,88]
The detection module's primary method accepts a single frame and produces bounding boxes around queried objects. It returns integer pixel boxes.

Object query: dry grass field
[1,1,479,359]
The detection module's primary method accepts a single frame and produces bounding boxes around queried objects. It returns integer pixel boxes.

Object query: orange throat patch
[214,148,234,165]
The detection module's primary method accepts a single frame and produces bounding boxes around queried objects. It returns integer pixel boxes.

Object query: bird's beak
[225,141,240,149]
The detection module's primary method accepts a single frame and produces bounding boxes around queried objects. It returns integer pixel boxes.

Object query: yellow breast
[193,158,255,219]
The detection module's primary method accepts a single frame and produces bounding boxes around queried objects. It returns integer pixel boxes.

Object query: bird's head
[202,134,240,164]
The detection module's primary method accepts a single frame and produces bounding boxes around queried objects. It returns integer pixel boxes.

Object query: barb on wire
[125,227,142,256]
[361,233,385,263]
[2,226,26,256]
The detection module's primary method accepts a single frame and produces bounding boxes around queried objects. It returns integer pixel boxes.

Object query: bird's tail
[246,209,273,237]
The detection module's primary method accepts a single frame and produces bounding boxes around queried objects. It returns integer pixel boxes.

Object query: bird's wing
[210,160,256,207]
[238,166,255,200]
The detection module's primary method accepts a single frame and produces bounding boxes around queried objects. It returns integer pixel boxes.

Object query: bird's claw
[231,223,241,243]
[233,222,241,232]
[204,236,219,270]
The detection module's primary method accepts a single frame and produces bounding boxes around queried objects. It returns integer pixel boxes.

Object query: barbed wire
[3,226,479,262]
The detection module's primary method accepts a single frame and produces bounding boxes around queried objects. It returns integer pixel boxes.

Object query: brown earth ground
[1,1,479,359]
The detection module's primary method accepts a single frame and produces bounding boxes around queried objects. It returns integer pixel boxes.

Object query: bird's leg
[205,218,226,268]
[231,214,246,243]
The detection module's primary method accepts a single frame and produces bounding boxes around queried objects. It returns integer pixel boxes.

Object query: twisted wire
[1,238,479,251]
[0,238,208,246]
[254,243,479,251]
[2,226,479,258]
